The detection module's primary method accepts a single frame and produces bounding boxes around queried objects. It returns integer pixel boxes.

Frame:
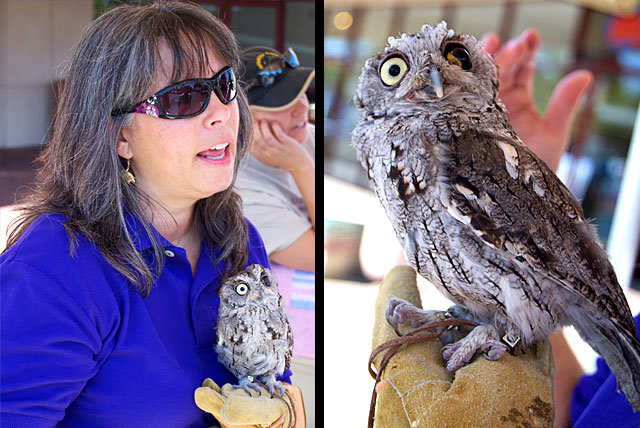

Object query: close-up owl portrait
[351,21,640,411]
[215,264,293,396]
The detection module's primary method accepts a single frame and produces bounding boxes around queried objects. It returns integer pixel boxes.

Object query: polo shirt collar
[123,212,173,252]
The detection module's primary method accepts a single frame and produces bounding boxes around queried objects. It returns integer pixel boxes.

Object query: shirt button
[164,250,175,258]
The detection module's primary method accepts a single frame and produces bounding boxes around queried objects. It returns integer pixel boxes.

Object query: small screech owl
[215,264,293,396]
[352,22,640,410]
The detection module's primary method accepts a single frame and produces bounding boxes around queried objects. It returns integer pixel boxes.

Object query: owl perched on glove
[351,21,640,411]
[216,264,293,396]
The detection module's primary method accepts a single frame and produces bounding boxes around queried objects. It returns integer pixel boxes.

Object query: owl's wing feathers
[285,320,293,371]
[441,128,636,335]
[275,291,294,372]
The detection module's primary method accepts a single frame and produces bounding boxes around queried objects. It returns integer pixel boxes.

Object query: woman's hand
[482,29,593,171]
[251,120,313,176]
[195,379,305,428]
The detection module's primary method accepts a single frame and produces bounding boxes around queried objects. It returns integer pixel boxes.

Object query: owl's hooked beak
[429,67,444,98]
[403,65,444,102]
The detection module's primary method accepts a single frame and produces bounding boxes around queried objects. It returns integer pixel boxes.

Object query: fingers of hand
[544,69,594,136]
[260,120,278,144]
[251,121,277,153]
[495,40,527,89]
[494,28,540,90]
[271,122,300,147]
[260,121,292,149]
[271,122,286,137]
[511,28,540,89]
[252,120,267,145]
[481,32,500,55]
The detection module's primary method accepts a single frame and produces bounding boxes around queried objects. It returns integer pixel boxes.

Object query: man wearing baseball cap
[236,46,315,272]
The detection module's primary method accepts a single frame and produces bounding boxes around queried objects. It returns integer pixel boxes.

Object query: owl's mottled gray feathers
[215,264,293,395]
[352,21,640,410]
[447,127,634,331]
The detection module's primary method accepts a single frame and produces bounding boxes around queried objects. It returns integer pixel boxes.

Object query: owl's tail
[572,316,640,412]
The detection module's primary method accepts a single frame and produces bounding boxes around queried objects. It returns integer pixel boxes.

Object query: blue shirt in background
[0,213,291,428]
[571,313,640,428]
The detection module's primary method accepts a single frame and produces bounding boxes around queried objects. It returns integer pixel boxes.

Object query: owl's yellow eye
[443,43,472,70]
[235,283,249,295]
[379,55,408,87]
[261,275,271,287]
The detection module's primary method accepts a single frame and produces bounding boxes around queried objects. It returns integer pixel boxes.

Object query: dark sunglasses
[113,66,237,119]
[247,48,300,90]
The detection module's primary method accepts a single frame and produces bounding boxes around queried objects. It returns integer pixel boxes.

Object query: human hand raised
[482,29,593,171]
[251,120,313,176]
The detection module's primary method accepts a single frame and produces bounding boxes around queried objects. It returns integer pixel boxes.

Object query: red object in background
[605,13,640,49]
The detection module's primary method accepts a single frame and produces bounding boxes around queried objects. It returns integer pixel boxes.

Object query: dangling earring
[122,158,136,184]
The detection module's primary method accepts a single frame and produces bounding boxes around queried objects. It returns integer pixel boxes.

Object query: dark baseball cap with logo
[239,46,315,112]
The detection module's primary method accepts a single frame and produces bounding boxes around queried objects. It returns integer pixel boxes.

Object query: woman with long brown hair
[0,2,297,426]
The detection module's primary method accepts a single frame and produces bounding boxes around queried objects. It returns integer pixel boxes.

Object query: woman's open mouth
[197,141,232,164]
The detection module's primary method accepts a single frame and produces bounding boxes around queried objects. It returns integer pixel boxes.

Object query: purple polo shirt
[0,213,292,427]
[570,313,640,428]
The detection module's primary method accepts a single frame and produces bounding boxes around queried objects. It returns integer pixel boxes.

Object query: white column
[607,101,640,291]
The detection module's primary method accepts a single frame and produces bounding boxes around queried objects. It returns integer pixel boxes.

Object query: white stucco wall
[0,0,93,149]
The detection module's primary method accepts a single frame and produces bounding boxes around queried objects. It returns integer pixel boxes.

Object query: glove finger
[194,386,225,416]
[202,377,223,393]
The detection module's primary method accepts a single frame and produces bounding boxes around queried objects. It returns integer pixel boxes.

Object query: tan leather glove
[194,379,305,428]
[370,266,555,428]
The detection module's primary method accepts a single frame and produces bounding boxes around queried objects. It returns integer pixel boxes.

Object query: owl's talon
[483,341,508,361]
[244,383,263,394]
[386,298,448,336]
[442,324,508,371]
[274,383,286,397]
[235,376,263,395]
[259,374,285,398]
[385,298,405,336]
